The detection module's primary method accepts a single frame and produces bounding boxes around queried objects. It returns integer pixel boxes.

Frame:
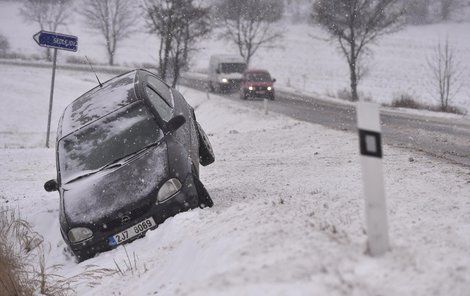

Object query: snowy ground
[0,65,469,295]
[1,1,469,111]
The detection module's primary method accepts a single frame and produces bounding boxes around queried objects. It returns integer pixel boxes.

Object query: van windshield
[220,63,246,74]
[58,103,163,183]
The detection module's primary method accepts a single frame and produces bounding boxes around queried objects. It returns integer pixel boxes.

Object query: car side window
[147,76,173,107]
[145,86,173,122]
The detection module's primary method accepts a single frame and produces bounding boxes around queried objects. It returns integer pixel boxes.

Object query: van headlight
[68,227,93,243]
[157,178,182,203]
[221,78,228,83]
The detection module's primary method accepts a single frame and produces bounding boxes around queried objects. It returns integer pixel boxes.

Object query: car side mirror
[44,179,58,192]
[272,78,276,83]
[165,115,186,135]
[216,69,220,74]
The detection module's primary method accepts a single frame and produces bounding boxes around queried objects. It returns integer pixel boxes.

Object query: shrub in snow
[426,38,463,113]
[0,33,9,56]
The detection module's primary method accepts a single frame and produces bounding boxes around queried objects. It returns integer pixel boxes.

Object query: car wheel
[193,174,214,208]
[197,123,215,166]
[73,248,95,263]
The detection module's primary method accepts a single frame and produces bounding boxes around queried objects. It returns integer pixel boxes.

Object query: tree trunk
[349,41,359,102]
[161,36,172,80]
[349,62,359,102]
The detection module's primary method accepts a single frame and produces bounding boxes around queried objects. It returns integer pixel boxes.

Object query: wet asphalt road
[245,90,470,167]
[181,77,470,168]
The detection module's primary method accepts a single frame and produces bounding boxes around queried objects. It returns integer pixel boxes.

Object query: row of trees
[312,0,463,107]
[18,0,463,107]
[20,0,284,87]
[403,0,467,24]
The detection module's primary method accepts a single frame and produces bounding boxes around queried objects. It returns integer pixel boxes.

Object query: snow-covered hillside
[1,65,469,295]
[0,1,469,111]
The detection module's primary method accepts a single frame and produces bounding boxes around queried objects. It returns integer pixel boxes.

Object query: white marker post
[357,102,389,256]
[263,98,269,115]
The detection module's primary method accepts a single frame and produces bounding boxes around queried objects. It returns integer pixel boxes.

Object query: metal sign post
[46,48,58,148]
[33,30,78,148]
[357,102,390,256]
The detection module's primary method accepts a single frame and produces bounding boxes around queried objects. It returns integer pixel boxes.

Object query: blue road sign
[33,31,78,52]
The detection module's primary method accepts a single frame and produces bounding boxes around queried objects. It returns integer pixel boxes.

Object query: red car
[240,70,276,100]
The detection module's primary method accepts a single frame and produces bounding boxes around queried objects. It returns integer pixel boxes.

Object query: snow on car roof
[59,71,139,139]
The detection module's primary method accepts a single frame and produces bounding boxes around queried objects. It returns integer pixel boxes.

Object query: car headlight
[267,86,272,91]
[157,178,182,203]
[68,227,93,243]
[248,86,253,91]
[221,78,228,83]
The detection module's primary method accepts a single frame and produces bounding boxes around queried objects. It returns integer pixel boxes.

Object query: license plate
[256,91,266,94]
[108,217,156,246]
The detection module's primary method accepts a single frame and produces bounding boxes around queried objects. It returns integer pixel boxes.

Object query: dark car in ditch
[44,69,215,261]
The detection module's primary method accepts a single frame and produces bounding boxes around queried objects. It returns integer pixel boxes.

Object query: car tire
[193,174,214,208]
[197,123,215,166]
[73,248,95,263]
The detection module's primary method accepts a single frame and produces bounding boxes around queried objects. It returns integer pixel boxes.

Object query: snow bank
[0,65,469,295]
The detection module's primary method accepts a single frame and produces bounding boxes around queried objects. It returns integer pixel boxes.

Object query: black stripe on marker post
[359,129,382,158]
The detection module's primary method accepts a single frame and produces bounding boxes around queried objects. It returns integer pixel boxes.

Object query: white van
[208,55,247,92]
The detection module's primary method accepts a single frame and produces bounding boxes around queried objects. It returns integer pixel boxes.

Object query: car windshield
[58,102,163,183]
[220,63,246,73]
[247,72,272,82]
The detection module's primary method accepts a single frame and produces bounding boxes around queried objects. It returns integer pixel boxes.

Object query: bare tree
[82,0,136,66]
[20,0,72,61]
[427,38,462,111]
[404,0,431,24]
[0,33,9,56]
[312,0,403,101]
[168,2,211,87]
[439,0,459,20]
[216,0,284,66]
[82,0,137,66]
[143,0,211,86]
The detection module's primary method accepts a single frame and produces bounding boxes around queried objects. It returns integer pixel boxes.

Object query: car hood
[62,143,169,226]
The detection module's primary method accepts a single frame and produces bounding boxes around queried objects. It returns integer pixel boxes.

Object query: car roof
[58,71,139,139]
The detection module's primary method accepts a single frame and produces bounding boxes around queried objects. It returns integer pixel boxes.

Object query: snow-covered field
[0,65,469,295]
[1,1,469,111]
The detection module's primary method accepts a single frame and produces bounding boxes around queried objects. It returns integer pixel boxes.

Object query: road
[181,76,470,168]
[2,59,467,167]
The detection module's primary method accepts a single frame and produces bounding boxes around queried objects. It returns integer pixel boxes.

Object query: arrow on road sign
[33,30,78,52]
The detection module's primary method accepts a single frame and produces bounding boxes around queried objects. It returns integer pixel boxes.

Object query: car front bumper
[66,173,199,260]
[245,89,274,98]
